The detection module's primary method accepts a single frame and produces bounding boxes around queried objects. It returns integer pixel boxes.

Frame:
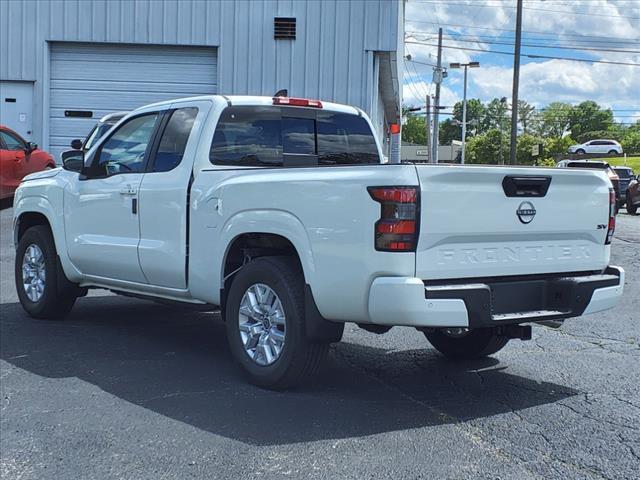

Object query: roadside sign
[531,144,540,157]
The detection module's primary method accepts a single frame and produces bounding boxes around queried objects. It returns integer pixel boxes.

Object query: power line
[405,58,440,68]
[403,60,428,99]
[404,20,640,42]
[411,0,640,19]
[405,30,640,46]
[404,40,640,67]
[406,46,432,98]
[405,33,640,54]
[403,64,427,103]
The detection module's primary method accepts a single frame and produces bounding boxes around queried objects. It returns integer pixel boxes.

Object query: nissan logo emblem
[516,201,536,224]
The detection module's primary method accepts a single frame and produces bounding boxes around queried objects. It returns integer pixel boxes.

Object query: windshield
[84,122,116,151]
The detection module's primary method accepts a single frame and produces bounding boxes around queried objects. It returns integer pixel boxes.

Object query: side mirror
[70,139,83,150]
[61,150,85,173]
[26,141,38,153]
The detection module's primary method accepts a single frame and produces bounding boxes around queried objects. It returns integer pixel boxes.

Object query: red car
[0,126,56,200]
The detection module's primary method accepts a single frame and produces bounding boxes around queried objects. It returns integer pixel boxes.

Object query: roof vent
[274,17,296,39]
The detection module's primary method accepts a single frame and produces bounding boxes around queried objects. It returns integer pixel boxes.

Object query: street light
[449,61,480,164]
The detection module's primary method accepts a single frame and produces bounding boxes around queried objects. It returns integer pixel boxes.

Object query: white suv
[568,139,622,155]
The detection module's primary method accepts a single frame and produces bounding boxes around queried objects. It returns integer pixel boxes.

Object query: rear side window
[1,131,26,150]
[615,168,632,178]
[210,106,379,167]
[317,112,379,165]
[567,162,608,169]
[152,107,198,172]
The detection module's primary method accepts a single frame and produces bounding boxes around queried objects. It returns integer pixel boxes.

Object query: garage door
[49,43,217,161]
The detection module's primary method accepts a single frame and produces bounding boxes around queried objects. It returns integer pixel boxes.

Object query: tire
[15,225,78,319]
[576,149,585,155]
[628,200,638,215]
[424,328,509,360]
[225,256,329,390]
[608,150,618,155]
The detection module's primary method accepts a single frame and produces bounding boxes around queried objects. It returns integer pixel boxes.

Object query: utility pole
[500,96,507,165]
[450,61,480,165]
[426,95,433,163]
[461,65,468,164]
[509,0,523,164]
[432,27,443,163]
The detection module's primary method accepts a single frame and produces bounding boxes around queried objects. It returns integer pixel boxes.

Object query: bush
[621,131,640,154]
[544,136,575,157]
[465,129,506,164]
[536,158,557,167]
[516,134,545,165]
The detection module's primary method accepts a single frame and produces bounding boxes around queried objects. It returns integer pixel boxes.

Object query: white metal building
[0,0,404,161]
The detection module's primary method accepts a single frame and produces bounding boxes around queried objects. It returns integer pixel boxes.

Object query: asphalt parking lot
[1,206,638,480]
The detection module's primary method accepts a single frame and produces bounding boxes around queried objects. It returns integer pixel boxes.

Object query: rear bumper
[367,267,624,328]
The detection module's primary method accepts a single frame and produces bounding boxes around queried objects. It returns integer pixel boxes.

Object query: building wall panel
[0,0,402,148]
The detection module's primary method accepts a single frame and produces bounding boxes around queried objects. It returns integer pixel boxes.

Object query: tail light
[606,187,616,245]
[368,187,419,252]
[273,97,323,108]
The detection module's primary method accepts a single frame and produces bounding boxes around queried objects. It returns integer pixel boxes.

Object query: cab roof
[133,95,361,116]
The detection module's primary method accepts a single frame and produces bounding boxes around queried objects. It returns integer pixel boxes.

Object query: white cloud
[403,80,458,111]
[403,0,640,114]
[471,59,639,108]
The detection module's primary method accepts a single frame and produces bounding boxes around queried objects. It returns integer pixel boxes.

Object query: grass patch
[608,156,640,172]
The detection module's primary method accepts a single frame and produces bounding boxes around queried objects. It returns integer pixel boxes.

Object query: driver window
[95,113,159,175]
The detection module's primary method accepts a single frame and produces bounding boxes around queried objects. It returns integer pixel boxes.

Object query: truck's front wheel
[225,256,329,390]
[15,226,78,319]
[424,328,509,360]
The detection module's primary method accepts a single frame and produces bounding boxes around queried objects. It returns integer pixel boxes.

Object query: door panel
[0,131,28,193]
[63,112,161,283]
[64,174,146,282]
[138,103,208,288]
[0,81,34,140]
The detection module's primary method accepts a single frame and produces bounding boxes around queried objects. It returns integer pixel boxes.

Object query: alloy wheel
[22,244,46,302]
[238,283,286,366]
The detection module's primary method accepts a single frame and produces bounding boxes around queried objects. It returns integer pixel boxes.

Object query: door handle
[119,185,137,196]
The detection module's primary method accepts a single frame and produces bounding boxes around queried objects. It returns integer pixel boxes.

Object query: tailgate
[415,165,612,280]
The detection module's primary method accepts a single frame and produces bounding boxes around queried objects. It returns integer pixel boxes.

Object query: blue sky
[403,0,640,125]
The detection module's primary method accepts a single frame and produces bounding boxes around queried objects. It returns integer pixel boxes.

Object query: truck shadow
[0,296,578,446]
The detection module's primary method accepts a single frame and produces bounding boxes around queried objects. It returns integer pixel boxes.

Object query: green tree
[439,118,460,145]
[465,129,505,164]
[537,102,573,138]
[438,99,486,144]
[516,134,545,165]
[544,136,575,158]
[483,98,509,132]
[569,101,614,142]
[622,130,640,153]
[401,114,427,145]
[517,100,536,134]
[452,98,486,135]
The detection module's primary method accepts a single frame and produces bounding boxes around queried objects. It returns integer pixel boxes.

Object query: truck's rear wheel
[15,226,78,319]
[424,327,509,360]
[225,256,329,390]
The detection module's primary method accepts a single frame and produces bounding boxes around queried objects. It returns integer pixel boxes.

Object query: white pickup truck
[13,95,624,389]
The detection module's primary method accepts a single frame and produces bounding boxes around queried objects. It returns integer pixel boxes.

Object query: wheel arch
[13,196,81,282]
[220,234,343,343]
[215,209,317,290]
